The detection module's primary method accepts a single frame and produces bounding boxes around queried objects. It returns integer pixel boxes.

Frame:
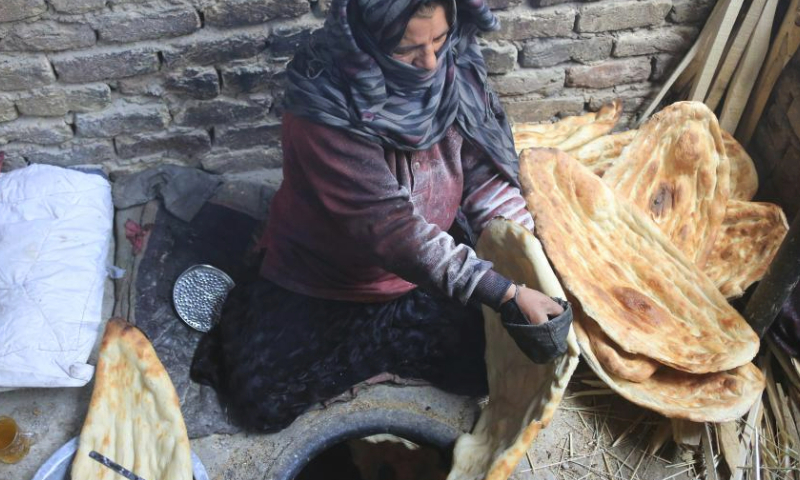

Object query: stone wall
[0,0,713,178]
[751,49,800,219]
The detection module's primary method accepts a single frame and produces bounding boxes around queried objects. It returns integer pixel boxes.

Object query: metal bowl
[173,264,235,332]
[31,437,209,480]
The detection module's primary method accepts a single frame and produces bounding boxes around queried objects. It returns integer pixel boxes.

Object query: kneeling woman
[191,0,568,433]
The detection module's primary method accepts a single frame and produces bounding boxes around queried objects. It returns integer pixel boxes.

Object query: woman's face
[391,4,449,70]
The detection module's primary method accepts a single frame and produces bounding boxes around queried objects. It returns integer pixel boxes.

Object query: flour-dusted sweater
[260,112,534,309]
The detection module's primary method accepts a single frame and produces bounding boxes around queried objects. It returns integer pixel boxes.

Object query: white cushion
[0,164,112,388]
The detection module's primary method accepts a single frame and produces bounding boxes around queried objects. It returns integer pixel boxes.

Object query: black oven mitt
[500,294,572,364]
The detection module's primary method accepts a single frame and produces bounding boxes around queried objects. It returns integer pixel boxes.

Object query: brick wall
[0,0,712,178]
[751,49,800,219]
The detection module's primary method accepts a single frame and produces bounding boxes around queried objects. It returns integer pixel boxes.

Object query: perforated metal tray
[172,264,235,332]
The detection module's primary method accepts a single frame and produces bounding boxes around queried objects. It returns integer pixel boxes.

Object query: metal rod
[744,211,800,338]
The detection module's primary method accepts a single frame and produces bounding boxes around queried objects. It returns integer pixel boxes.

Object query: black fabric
[500,296,572,364]
[112,165,222,222]
[134,202,262,438]
[769,283,800,358]
[190,279,489,433]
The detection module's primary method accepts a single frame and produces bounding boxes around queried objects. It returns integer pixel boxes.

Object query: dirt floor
[0,184,697,480]
[0,367,698,480]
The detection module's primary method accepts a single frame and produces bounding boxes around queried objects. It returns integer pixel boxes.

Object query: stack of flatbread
[514,101,788,299]
[513,101,785,422]
[71,318,193,480]
[513,99,624,155]
[520,147,765,422]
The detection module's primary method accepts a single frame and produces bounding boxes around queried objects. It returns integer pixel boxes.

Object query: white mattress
[0,164,113,388]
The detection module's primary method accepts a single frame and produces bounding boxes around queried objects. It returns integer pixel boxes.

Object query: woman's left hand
[501,284,563,325]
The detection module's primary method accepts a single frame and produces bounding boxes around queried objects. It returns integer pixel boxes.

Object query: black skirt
[190,279,488,432]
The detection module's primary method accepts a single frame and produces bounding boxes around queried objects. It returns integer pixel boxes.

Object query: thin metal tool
[89,450,148,480]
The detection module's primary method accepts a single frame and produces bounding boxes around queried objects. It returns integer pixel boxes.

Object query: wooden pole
[638,0,729,125]
[736,0,800,144]
[720,0,779,133]
[688,0,747,102]
[706,0,769,110]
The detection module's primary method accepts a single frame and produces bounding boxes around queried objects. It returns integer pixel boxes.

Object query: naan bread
[721,131,758,201]
[519,148,759,374]
[704,200,789,298]
[512,100,622,153]
[580,312,660,383]
[602,101,730,268]
[568,130,636,177]
[574,314,765,422]
[448,219,579,480]
[71,318,192,480]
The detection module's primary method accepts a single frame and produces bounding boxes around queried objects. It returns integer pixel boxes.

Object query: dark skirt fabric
[770,283,800,359]
[190,279,488,433]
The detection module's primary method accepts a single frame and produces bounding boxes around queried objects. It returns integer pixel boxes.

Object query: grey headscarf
[286,0,520,186]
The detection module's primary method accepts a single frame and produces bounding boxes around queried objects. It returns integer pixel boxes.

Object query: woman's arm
[460,137,534,235]
[460,138,563,323]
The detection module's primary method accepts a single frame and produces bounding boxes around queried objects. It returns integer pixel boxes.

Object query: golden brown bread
[567,130,636,177]
[704,200,789,298]
[512,100,622,153]
[574,314,765,422]
[580,312,660,383]
[602,101,730,268]
[71,318,193,480]
[519,147,759,374]
[721,130,758,201]
[448,219,579,480]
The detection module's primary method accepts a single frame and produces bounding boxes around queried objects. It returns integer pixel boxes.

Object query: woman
[191,0,570,433]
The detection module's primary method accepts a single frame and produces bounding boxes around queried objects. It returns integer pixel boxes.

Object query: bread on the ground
[70,318,192,480]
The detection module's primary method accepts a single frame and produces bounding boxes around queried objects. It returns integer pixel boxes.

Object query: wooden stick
[689,0,747,102]
[706,0,769,109]
[767,337,800,391]
[647,419,673,455]
[732,396,764,480]
[777,384,800,479]
[765,358,785,428]
[674,0,732,95]
[638,0,729,124]
[717,421,742,477]
[611,412,647,448]
[672,419,703,447]
[704,423,720,480]
[720,0,780,133]
[736,0,800,144]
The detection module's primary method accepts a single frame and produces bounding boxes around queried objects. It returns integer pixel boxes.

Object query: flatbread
[519,148,759,374]
[574,311,765,422]
[512,100,622,153]
[71,318,192,480]
[580,313,660,383]
[721,130,758,201]
[705,200,789,298]
[602,102,730,268]
[448,219,579,480]
[568,130,636,177]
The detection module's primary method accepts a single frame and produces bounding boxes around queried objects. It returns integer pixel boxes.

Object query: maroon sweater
[260,113,534,309]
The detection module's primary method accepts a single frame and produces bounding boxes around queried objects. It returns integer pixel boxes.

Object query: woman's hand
[501,284,564,325]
